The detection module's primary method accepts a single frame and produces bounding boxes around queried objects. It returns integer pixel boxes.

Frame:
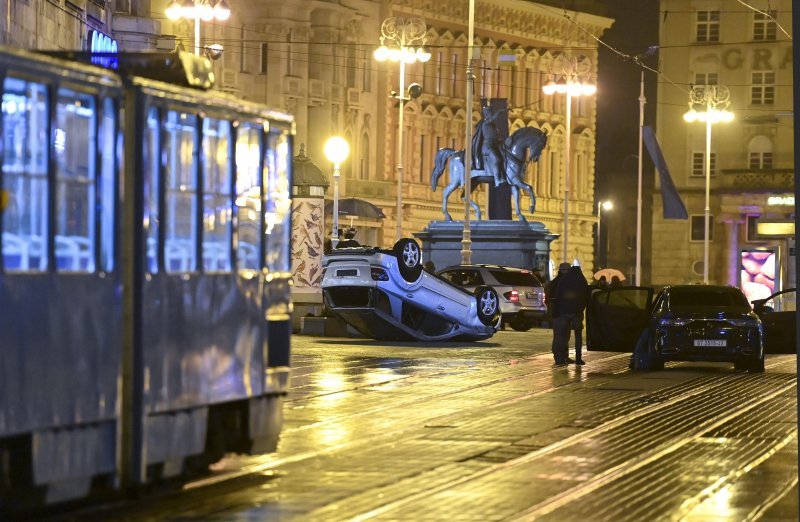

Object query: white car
[321,239,500,341]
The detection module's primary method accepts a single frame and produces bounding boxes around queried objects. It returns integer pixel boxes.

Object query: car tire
[392,238,423,282]
[747,355,765,373]
[509,318,532,332]
[475,286,500,326]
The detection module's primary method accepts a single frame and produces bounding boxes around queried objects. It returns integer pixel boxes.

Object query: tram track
[58,355,796,520]
[186,350,633,489]
[197,356,790,499]
[311,360,796,520]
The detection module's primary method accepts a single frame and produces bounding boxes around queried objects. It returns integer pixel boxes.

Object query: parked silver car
[437,264,546,331]
[321,239,500,342]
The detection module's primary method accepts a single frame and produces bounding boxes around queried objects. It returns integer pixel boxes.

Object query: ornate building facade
[0,0,612,273]
[655,0,794,297]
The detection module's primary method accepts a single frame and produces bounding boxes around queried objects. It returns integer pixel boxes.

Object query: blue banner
[643,125,688,220]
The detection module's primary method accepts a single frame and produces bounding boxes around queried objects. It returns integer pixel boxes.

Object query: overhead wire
[734,0,792,39]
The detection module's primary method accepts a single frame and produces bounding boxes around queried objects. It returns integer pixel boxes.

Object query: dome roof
[292,143,329,189]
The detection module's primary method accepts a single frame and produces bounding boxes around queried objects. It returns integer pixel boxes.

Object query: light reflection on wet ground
[53,329,798,521]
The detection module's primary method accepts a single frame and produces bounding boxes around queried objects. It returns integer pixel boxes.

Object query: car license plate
[337,269,358,277]
[525,292,537,299]
[694,339,726,347]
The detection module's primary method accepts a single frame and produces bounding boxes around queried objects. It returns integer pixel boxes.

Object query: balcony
[350,179,395,200]
[719,168,793,193]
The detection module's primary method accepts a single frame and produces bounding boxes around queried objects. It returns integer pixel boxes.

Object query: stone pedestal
[414,220,558,279]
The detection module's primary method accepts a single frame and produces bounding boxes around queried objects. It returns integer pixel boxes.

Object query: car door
[587,287,654,352]
[753,288,796,354]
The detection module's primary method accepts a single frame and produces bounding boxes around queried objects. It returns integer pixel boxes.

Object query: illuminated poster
[740,248,777,304]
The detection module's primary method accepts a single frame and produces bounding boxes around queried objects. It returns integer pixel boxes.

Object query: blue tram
[0,47,293,508]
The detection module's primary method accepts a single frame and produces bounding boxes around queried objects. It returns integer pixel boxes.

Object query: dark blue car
[585,285,792,372]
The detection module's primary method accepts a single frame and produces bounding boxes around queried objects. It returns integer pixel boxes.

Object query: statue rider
[471,99,505,187]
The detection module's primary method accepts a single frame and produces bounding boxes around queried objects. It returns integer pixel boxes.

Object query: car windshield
[490,270,542,287]
[668,287,750,311]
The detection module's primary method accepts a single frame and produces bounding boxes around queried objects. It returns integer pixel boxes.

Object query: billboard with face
[740,248,777,304]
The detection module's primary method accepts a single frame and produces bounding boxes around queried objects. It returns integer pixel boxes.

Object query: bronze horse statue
[430,127,548,222]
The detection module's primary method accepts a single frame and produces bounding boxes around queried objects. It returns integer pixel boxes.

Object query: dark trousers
[551,313,584,363]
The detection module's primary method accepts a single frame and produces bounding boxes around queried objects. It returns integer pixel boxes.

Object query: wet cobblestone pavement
[51,330,798,521]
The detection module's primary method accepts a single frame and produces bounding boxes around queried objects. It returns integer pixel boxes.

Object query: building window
[690,215,714,242]
[691,152,716,177]
[359,132,369,180]
[260,43,268,74]
[696,11,720,42]
[746,215,762,242]
[751,71,775,105]
[694,72,718,86]
[240,26,246,72]
[480,59,489,98]
[435,52,443,95]
[361,49,371,92]
[346,45,356,89]
[749,152,773,170]
[753,11,777,41]
[450,53,458,96]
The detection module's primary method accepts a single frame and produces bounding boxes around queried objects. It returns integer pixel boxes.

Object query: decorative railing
[719,169,794,192]
[350,179,396,199]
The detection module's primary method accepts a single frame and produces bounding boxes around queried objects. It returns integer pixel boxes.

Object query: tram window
[2,78,49,272]
[264,132,292,273]
[164,110,198,273]
[55,88,96,273]
[144,107,159,273]
[202,118,232,272]
[99,98,116,272]
[235,122,261,270]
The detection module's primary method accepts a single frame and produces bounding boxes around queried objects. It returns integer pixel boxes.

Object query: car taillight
[371,267,389,281]
[503,290,519,303]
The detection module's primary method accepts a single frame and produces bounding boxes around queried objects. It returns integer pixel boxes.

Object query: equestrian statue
[430,120,548,222]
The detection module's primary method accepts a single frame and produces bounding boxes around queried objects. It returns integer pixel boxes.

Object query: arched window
[748,135,773,170]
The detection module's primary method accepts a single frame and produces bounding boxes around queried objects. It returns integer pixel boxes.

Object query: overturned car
[321,239,500,341]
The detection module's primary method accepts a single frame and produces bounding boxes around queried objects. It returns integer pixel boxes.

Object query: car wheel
[747,355,765,373]
[475,286,499,326]
[508,318,532,332]
[392,238,422,282]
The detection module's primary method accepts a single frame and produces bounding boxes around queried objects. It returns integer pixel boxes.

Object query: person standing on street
[551,263,589,365]
[564,266,590,365]
[547,262,571,365]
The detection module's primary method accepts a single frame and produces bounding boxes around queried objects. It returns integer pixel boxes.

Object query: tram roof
[39,50,215,90]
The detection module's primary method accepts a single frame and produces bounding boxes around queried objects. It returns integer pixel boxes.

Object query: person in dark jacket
[547,262,570,365]
[562,266,589,364]
[550,263,589,365]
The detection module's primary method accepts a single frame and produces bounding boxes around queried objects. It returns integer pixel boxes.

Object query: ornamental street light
[596,200,613,269]
[373,17,431,242]
[324,136,350,249]
[166,0,231,57]
[683,85,733,284]
[543,55,596,263]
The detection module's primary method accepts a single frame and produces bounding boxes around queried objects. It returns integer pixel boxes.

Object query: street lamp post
[462,0,475,265]
[373,17,431,242]
[597,200,613,269]
[683,85,733,284]
[543,56,596,263]
[324,137,350,249]
[166,0,231,56]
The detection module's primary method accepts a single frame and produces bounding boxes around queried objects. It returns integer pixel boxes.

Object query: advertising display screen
[740,248,778,304]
